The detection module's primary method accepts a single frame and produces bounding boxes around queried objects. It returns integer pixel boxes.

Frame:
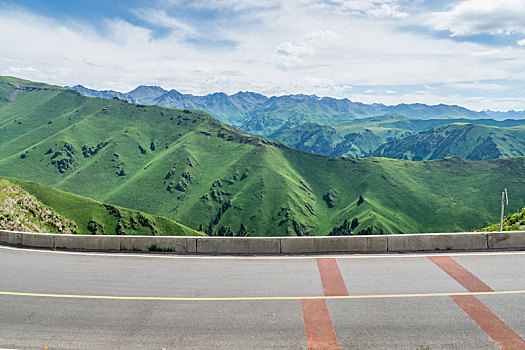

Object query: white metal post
[500,188,508,232]
[500,191,505,231]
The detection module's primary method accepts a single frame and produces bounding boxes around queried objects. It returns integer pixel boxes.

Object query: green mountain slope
[1,177,199,236]
[1,178,78,233]
[1,77,525,235]
[371,123,525,161]
[269,115,525,158]
[269,118,411,157]
[72,85,525,159]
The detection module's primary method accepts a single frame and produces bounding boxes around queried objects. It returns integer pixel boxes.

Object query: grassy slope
[3,177,199,236]
[270,123,406,158]
[1,76,524,235]
[269,116,525,158]
[240,99,353,135]
[1,178,77,233]
[372,123,525,160]
[73,85,525,159]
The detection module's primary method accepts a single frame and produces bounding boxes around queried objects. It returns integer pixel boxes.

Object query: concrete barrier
[1,229,525,254]
[20,232,55,248]
[196,237,280,254]
[119,236,197,253]
[487,231,525,249]
[55,235,120,251]
[280,236,388,253]
[0,230,22,245]
[387,232,488,252]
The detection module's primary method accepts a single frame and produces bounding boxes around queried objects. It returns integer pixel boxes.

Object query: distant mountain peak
[165,89,184,95]
[129,85,167,93]
[68,82,525,136]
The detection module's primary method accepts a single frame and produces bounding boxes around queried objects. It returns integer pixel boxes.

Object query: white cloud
[518,39,525,46]
[300,76,352,95]
[350,91,454,106]
[184,0,281,11]
[347,91,525,112]
[311,0,409,18]
[3,66,39,75]
[471,49,501,57]
[1,2,525,110]
[303,29,340,41]
[132,9,198,38]
[275,42,316,57]
[449,81,507,91]
[368,3,409,18]
[103,18,153,43]
[274,30,340,66]
[430,0,525,36]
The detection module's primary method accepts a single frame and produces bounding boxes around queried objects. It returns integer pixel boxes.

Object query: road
[0,245,524,349]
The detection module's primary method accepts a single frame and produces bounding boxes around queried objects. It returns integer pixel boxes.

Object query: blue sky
[1,0,525,111]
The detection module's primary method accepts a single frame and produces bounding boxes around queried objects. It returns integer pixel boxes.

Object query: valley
[2,77,525,236]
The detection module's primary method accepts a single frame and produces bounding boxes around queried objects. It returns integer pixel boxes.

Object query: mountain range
[269,116,525,158]
[371,123,525,161]
[70,84,525,127]
[70,84,525,159]
[2,76,525,236]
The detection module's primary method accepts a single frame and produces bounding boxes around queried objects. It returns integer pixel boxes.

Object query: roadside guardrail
[1,230,524,254]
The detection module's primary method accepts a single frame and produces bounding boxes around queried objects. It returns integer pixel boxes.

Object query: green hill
[72,85,525,159]
[1,76,525,235]
[268,123,388,157]
[371,123,525,161]
[1,177,199,236]
[1,178,78,234]
[269,116,525,158]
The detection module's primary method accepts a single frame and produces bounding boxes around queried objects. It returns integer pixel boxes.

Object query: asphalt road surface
[1,245,524,349]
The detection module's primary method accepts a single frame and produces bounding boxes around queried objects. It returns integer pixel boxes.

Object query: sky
[1,0,525,111]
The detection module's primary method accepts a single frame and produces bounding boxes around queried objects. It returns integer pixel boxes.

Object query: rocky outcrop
[150,141,159,151]
[181,171,194,183]
[329,218,359,236]
[323,188,338,208]
[0,179,78,234]
[82,142,108,158]
[49,142,78,174]
[87,219,105,235]
[175,180,189,192]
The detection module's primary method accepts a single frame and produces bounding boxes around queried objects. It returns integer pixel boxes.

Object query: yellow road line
[1,290,524,301]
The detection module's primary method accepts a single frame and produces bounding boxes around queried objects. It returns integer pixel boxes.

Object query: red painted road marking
[451,295,525,350]
[429,256,493,292]
[302,299,340,350]
[316,258,349,297]
[430,256,525,349]
[301,258,348,349]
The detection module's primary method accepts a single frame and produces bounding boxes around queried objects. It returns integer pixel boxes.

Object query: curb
[1,230,524,254]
